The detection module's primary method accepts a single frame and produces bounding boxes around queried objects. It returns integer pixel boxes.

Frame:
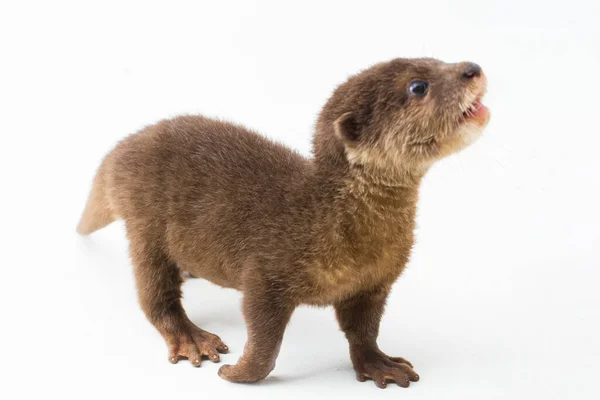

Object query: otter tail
[77,159,116,235]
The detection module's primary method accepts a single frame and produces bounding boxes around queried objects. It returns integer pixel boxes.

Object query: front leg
[218,274,295,383]
[335,286,419,388]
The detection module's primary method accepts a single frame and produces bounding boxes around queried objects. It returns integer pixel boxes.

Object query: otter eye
[408,81,429,97]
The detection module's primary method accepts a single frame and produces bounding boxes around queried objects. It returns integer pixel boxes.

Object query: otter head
[314,58,490,178]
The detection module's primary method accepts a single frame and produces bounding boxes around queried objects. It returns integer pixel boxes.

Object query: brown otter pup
[77,58,490,388]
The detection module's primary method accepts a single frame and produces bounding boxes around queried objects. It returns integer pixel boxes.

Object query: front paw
[352,347,419,389]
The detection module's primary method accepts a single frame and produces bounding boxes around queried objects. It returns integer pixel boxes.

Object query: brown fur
[78,58,489,388]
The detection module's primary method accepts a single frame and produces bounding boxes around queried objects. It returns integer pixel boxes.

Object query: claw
[397,378,410,388]
[376,380,387,389]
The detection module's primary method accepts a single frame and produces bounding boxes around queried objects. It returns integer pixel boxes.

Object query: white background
[1,1,599,399]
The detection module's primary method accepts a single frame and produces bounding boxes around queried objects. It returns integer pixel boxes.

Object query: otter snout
[462,62,482,80]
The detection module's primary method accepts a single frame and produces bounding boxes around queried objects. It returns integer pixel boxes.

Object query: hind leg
[128,227,228,366]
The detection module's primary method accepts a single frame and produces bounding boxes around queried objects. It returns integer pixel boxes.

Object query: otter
[77,58,490,388]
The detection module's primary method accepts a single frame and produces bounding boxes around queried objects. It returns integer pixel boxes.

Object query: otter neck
[312,136,426,199]
[311,146,425,262]
[334,163,423,227]
[310,121,427,248]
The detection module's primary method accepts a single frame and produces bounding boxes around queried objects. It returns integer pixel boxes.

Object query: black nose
[462,62,482,79]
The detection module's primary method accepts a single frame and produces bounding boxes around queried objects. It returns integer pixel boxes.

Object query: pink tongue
[473,103,488,117]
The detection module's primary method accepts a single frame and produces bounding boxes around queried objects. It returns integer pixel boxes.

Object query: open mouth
[460,95,489,123]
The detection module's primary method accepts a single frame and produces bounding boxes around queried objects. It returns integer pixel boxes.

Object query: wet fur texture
[78,57,489,388]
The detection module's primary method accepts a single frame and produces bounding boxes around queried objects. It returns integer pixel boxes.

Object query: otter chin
[78,57,490,388]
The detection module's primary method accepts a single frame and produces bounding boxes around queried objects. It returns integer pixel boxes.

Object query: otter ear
[334,112,360,145]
